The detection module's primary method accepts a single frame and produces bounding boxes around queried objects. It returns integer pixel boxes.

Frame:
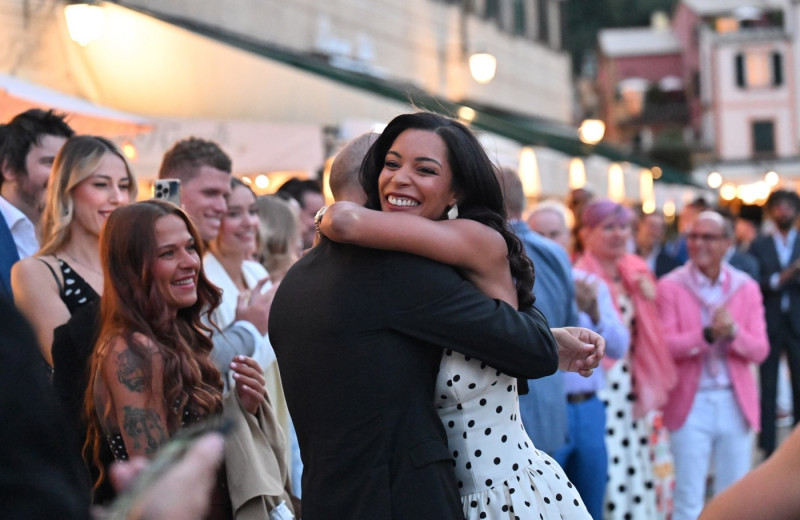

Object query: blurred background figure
[748,189,800,457]
[735,205,762,253]
[256,195,302,283]
[658,211,768,520]
[497,166,578,460]
[529,199,630,520]
[275,177,324,249]
[0,109,74,301]
[205,177,277,387]
[635,209,679,278]
[715,207,759,280]
[575,198,677,520]
[667,197,710,265]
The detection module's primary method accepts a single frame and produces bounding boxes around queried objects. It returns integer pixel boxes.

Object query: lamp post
[64,1,104,46]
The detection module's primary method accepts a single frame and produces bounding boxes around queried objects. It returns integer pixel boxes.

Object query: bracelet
[314,205,328,238]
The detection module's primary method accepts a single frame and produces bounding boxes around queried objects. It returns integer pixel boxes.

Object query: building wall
[712,39,796,159]
[608,53,683,82]
[114,0,572,122]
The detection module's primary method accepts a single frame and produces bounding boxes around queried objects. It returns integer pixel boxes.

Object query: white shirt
[691,265,733,390]
[0,195,38,258]
[769,228,797,311]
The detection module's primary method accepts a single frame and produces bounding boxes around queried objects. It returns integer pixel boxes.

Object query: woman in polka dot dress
[84,201,273,520]
[575,199,678,520]
[319,112,593,519]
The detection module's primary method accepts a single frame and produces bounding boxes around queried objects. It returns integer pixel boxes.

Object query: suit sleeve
[384,255,558,379]
[657,278,709,361]
[209,323,257,378]
[728,282,770,364]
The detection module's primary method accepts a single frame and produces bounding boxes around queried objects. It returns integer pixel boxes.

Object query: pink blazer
[656,264,769,432]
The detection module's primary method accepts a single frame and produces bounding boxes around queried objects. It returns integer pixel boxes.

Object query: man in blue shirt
[497,167,578,455]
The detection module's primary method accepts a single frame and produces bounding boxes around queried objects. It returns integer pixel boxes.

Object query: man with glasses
[748,189,800,456]
[657,211,768,520]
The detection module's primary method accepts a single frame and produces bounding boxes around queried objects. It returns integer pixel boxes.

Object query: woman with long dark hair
[318,112,592,520]
[85,200,269,519]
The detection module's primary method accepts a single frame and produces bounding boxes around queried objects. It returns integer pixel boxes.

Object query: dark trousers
[759,315,800,455]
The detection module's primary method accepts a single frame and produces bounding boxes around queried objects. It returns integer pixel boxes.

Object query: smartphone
[153,178,181,206]
[103,415,233,519]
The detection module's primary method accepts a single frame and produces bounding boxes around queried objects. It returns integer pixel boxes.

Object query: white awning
[0,73,152,136]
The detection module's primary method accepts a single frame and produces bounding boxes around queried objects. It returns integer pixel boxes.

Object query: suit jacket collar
[0,210,19,300]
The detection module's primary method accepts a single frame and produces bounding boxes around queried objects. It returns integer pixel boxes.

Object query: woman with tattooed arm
[84,200,268,519]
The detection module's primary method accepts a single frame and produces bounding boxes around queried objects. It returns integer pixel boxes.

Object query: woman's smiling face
[378,129,458,221]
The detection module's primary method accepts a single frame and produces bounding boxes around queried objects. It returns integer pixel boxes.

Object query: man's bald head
[329,132,377,204]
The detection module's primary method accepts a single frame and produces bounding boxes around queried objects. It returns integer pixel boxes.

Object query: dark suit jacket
[748,232,800,338]
[269,240,558,520]
[0,211,20,301]
[0,299,90,519]
[728,250,760,281]
[654,249,681,278]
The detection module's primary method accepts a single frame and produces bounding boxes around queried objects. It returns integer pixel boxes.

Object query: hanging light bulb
[568,158,587,190]
[608,163,625,202]
[518,147,540,198]
[640,169,655,214]
[64,2,105,46]
[469,52,497,84]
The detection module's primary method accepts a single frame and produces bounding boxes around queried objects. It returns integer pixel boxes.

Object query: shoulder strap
[35,257,63,293]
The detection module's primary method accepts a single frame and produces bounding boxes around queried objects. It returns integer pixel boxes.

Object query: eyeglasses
[687,233,725,242]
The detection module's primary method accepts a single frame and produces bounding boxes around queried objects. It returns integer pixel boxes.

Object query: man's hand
[233,277,277,336]
[711,307,736,341]
[551,327,605,377]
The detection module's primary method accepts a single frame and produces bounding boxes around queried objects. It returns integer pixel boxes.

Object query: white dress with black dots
[600,288,658,520]
[435,350,592,520]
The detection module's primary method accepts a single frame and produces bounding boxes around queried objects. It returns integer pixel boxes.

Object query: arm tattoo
[116,349,146,392]
[122,406,168,455]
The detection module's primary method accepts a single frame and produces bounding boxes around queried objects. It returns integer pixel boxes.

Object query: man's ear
[0,159,14,182]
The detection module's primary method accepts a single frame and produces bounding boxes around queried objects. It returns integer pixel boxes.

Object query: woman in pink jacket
[657,211,769,520]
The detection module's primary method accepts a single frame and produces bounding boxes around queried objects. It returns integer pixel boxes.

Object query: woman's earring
[447,204,459,220]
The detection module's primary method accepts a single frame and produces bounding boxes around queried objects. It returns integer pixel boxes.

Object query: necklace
[63,252,103,277]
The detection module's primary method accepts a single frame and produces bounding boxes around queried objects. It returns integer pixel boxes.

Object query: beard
[775,216,796,231]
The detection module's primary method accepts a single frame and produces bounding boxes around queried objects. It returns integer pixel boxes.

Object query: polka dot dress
[56,259,98,313]
[599,356,657,520]
[435,351,591,520]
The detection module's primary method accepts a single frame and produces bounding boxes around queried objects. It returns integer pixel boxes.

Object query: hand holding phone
[153,179,181,206]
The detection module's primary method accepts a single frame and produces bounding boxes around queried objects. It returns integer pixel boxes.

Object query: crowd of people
[1,107,800,520]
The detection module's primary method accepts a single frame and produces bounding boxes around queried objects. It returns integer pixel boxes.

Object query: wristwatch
[314,205,328,238]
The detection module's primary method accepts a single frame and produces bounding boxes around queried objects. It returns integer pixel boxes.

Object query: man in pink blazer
[657,211,769,520]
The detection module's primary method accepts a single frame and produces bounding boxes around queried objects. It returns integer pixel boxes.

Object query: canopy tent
[0,73,151,137]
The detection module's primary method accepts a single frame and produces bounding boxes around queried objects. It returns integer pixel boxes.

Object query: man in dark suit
[0,109,74,300]
[269,237,598,519]
[748,189,800,455]
[636,210,680,278]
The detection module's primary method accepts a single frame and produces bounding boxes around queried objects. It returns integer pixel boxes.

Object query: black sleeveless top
[38,258,100,313]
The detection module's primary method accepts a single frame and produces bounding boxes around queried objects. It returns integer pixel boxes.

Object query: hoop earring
[447,204,459,220]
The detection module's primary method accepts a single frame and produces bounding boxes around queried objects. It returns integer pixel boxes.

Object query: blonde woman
[11,136,136,366]
[256,195,302,282]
